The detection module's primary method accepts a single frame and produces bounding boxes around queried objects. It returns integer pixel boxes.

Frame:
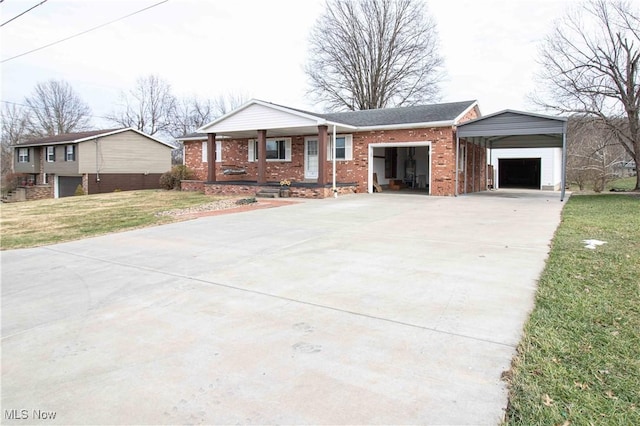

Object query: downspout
[560,122,567,201]
[332,124,337,197]
[95,139,101,182]
[455,132,460,196]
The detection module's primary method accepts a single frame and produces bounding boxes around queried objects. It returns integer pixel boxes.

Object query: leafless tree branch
[305,0,443,111]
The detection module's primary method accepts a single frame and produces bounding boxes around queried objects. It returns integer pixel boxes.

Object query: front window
[249,138,291,162]
[266,140,286,160]
[46,146,55,162]
[327,134,353,161]
[18,148,30,163]
[65,145,76,161]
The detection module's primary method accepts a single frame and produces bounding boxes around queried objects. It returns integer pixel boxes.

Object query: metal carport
[456,110,568,200]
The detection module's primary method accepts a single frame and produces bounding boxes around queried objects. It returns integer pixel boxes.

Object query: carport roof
[457,109,567,149]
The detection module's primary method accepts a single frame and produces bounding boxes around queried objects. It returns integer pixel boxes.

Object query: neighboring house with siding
[178,99,485,198]
[11,128,173,200]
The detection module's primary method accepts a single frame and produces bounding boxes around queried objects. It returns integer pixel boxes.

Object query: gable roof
[15,128,175,148]
[320,101,478,127]
[457,109,567,149]
[194,99,479,138]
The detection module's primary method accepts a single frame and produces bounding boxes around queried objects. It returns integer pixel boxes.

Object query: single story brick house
[178,99,487,198]
[11,128,174,200]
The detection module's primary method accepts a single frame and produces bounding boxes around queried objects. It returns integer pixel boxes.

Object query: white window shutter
[248,139,255,162]
[216,141,222,162]
[327,138,332,161]
[285,139,292,161]
[345,135,353,160]
[201,141,207,162]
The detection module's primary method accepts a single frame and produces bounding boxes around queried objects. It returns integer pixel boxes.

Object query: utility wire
[1,0,48,28]
[1,100,113,122]
[1,0,169,63]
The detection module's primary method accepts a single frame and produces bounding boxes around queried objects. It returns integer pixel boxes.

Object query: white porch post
[332,124,337,197]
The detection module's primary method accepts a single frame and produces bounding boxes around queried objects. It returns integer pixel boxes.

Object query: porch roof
[196,99,478,138]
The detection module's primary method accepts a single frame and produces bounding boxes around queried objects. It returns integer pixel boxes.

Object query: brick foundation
[201,182,357,199]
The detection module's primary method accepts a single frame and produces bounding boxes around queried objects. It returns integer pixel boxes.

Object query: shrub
[74,184,85,196]
[159,165,194,190]
[159,171,174,190]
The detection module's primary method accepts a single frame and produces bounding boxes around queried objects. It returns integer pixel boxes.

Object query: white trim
[367,141,432,194]
[304,136,319,180]
[356,121,454,131]
[201,140,223,163]
[197,99,356,133]
[17,147,29,163]
[327,134,353,161]
[453,101,480,124]
[46,146,55,162]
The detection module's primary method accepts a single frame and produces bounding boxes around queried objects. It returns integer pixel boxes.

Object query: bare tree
[1,104,28,190]
[211,91,249,117]
[567,117,629,191]
[306,0,443,111]
[107,74,176,136]
[169,92,249,165]
[534,0,640,190]
[23,80,92,137]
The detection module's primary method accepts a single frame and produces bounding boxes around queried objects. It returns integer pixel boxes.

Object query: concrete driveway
[1,190,565,425]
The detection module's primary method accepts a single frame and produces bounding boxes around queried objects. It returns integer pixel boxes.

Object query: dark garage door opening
[58,176,82,198]
[498,158,541,189]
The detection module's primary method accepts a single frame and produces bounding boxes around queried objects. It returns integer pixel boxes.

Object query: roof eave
[356,120,455,131]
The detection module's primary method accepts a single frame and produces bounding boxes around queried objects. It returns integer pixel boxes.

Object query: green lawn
[607,176,638,191]
[506,194,640,424]
[0,190,221,250]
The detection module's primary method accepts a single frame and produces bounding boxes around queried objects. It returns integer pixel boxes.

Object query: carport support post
[257,130,267,184]
[318,125,328,185]
[207,133,216,182]
[472,139,476,193]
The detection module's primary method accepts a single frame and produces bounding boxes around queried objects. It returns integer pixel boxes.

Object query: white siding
[78,130,172,174]
[204,103,320,133]
[489,148,562,190]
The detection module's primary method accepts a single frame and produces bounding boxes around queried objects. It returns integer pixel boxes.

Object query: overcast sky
[1,0,579,129]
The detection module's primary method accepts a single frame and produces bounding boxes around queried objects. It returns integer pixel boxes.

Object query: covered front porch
[196,101,357,198]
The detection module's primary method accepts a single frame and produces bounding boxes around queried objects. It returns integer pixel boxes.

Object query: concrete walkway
[1,190,566,425]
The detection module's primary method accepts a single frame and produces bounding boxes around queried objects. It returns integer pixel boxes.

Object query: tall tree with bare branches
[306,0,443,111]
[24,79,92,137]
[534,0,640,190]
[1,104,28,185]
[107,74,176,136]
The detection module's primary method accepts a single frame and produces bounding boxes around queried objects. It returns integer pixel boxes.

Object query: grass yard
[607,176,637,191]
[505,194,640,424]
[0,190,223,250]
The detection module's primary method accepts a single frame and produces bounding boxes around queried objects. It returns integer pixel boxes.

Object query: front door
[304,138,319,180]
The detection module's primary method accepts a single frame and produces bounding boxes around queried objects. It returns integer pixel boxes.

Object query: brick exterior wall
[184,116,487,197]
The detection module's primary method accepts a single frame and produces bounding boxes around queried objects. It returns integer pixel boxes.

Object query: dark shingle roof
[16,128,125,146]
[319,101,477,126]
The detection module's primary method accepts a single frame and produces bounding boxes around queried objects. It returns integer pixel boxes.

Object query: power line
[1,100,112,122]
[1,0,48,28]
[1,0,169,64]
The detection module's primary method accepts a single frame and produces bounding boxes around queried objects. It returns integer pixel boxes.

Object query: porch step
[255,188,280,198]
